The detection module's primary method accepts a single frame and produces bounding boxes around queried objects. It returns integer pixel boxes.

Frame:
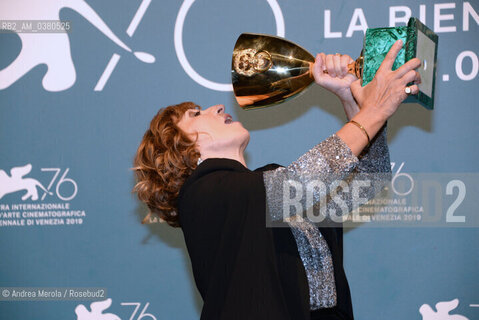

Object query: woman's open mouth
[224,114,233,124]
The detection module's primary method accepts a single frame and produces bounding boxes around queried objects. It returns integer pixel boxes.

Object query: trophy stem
[321,53,364,79]
[353,53,364,79]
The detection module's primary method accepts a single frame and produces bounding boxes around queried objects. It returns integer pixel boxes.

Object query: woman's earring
[197,157,203,166]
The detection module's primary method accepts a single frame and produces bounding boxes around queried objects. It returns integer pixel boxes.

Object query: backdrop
[1,0,478,319]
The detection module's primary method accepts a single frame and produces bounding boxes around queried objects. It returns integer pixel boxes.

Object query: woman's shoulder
[178,158,268,228]
[179,158,260,203]
[254,163,283,172]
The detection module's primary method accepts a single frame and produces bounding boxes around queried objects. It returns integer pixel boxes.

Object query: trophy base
[362,18,438,110]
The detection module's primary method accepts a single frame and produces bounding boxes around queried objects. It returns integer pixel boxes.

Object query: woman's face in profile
[177,104,250,154]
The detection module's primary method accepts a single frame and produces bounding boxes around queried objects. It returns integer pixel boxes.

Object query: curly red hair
[133,102,201,227]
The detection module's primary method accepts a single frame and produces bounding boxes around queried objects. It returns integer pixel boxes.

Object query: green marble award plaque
[362,17,439,109]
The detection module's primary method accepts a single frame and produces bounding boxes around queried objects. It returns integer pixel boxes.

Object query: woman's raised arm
[263,40,420,223]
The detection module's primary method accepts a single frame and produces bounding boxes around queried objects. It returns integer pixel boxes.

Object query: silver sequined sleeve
[263,122,391,222]
[328,122,392,218]
[262,123,391,310]
[353,122,391,173]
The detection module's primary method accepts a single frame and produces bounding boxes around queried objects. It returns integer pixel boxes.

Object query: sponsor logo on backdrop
[0,164,86,227]
[174,0,284,91]
[0,0,154,92]
[420,298,469,320]
[76,298,157,320]
[76,299,120,320]
[0,164,51,201]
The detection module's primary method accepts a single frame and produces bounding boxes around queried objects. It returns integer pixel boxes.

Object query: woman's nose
[216,105,225,114]
[207,104,224,114]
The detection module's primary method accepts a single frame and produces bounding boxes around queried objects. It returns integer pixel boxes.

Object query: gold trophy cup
[231,33,361,110]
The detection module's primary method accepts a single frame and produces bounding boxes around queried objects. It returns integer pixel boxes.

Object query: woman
[133,40,421,320]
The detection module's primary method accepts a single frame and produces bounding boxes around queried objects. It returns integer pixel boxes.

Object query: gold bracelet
[348,120,370,148]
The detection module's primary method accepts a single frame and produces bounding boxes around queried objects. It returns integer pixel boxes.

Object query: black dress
[178,126,390,320]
